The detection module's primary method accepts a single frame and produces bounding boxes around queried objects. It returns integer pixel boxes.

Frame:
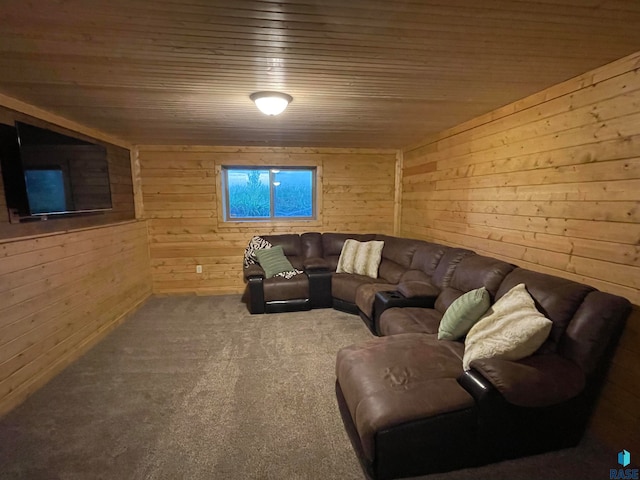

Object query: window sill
[217,218,323,230]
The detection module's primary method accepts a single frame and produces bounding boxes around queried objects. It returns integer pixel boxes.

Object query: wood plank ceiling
[1,0,640,148]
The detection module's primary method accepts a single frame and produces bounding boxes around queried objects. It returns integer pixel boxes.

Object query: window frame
[221,165,317,222]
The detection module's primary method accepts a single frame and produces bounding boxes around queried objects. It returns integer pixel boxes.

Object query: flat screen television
[0,121,112,220]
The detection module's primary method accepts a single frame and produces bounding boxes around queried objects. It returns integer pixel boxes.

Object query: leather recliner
[242,232,332,313]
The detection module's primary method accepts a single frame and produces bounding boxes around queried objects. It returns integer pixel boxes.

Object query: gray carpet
[0,295,618,480]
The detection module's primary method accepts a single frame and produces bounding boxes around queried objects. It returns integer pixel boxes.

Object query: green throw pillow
[255,245,295,279]
[438,287,491,341]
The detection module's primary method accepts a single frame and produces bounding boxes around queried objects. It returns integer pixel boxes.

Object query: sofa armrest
[244,264,265,280]
[467,355,585,408]
[372,290,440,334]
[244,268,266,314]
[303,256,329,271]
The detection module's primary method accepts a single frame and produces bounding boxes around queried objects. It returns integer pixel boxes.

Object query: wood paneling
[1,2,640,147]
[0,220,152,416]
[139,146,397,295]
[401,52,640,450]
[0,104,136,240]
[590,307,640,454]
[0,96,149,416]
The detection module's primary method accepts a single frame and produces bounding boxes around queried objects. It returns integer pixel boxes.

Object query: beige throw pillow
[336,239,384,279]
[462,283,552,371]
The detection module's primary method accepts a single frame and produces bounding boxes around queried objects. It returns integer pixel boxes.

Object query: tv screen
[24,168,67,214]
[15,121,113,216]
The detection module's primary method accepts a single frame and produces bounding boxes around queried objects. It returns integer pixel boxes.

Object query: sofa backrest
[430,248,474,289]
[434,255,515,313]
[301,232,323,259]
[261,234,301,255]
[376,235,423,267]
[496,267,631,377]
[452,255,515,298]
[409,242,447,277]
[496,268,595,354]
[396,242,448,285]
[261,234,304,269]
[558,291,630,376]
[375,235,425,283]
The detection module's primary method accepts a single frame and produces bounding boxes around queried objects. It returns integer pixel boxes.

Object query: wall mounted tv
[0,121,112,222]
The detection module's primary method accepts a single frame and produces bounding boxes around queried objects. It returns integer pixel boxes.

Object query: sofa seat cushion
[379,307,443,336]
[263,274,309,302]
[332,272,378,303]
[336,334,474,462]
[355,283,396,319]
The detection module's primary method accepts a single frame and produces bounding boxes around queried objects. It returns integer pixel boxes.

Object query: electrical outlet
[196,265,203,274]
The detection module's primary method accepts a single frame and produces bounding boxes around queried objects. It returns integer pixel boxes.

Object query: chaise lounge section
[336,268,631,479]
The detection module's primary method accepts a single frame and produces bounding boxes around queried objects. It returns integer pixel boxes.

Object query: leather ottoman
[335,333,478,479]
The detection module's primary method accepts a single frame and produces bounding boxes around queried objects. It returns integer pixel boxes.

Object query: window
[222,167,316,221]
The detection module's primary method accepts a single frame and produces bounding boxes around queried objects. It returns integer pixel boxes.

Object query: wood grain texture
[139,146,397,295]
[0,220,152,416]
[401,53,640,451]
[1,2,640,147]
[590,308,640,454]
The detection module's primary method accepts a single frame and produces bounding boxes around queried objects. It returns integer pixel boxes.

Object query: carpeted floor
[0,295,619,480]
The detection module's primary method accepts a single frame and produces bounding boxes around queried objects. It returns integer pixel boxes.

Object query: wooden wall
[0,94,152,417]
[401,53,640,451]
[138,146,397,295]
[0,220,152,416]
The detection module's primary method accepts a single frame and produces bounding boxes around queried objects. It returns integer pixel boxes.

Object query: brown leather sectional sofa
[242,232,631,479]
[243,232,470,321]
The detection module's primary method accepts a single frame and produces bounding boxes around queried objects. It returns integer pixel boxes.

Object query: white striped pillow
[336,239,385,279]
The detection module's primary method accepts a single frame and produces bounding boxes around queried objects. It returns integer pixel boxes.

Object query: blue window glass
[273,170,313,218]
[223,167,315,221]
[227,169,270,218]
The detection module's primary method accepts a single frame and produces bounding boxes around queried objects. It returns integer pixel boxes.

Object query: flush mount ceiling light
[250,91,293,116]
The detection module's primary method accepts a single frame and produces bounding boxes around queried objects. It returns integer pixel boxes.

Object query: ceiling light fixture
[250,91,292,116]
